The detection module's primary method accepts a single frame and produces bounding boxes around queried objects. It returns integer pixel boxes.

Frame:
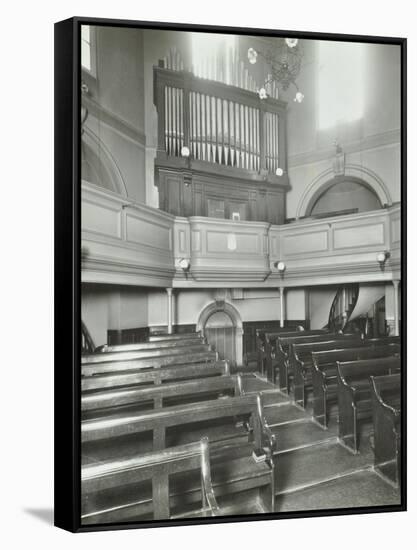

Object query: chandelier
[248,38,304,103]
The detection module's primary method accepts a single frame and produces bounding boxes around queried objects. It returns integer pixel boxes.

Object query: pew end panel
[336,363,359,453]
[336,358,401,454]
[370,375,401,487]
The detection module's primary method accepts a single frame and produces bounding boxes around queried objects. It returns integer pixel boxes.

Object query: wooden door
[204,311,236,363]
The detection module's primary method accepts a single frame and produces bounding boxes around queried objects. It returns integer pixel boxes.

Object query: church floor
[242,373,401,512]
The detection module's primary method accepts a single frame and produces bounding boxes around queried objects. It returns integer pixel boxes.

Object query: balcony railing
[81,182,400,288]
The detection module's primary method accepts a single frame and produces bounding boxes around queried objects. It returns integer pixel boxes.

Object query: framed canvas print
[54,16,406,532]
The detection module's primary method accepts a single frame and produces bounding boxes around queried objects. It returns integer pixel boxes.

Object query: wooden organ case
[153,56,289,224]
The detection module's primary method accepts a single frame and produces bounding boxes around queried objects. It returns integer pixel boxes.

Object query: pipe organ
[154,59,289,224]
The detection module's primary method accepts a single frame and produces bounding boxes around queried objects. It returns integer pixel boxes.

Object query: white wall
[284,41,401,218]
[81,284,149,346]
[82,26,146,203]
[148,288,307,327]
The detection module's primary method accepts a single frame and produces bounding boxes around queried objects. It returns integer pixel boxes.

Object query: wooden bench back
[277,333,356,356]
[82,437,219,523]
[81,360,230,392]
[95,337,205,354]
[82,374,240,413]
[337,357,401,384]
[312,344,400,370]
[292,338,364,361]
[82,343,211,365]
[265,329,327,344]
[82,350,219,377]
[82,393,268,454]
[366,336,401,346]
[148,332,202,342]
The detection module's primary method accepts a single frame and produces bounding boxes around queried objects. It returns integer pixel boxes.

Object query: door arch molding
[196,300,243,366]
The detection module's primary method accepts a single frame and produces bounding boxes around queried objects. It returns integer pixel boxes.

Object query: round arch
[196,300,243,366]
[82,127,128,196]
[295,164,393,219]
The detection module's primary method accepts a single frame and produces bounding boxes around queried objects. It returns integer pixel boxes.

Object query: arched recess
[81,127,127,196]
[196,300,243,366]
[295,164,393,219]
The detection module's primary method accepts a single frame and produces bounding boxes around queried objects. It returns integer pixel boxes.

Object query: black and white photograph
[55,15,405,532]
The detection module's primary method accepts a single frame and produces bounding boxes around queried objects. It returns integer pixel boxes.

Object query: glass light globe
[181,146,190,157]
[275,167,284,177]
[248,48,258,64]
[179,258,190,270]
[285,38,298,48]
[258,87,267,99]
[294,92,304,103]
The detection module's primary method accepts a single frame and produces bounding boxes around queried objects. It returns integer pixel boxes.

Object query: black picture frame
[54,16,407,533]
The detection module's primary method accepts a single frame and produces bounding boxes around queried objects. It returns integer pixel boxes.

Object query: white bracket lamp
[178,258,190,272]
[376,251,390,268]
[274,261,286,273]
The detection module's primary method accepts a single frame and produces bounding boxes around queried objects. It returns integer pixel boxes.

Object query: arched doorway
[197,301,243,366]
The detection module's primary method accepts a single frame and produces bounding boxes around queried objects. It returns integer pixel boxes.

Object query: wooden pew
[291,338,365,408]
[273,333,358,393]
[82,342,212,365]
[95,336,206,354]
[82,350,218,377]
[312,344,400,428]
[337,357,401,453]
[255,327,307,376]
[82,392,273,450]
[370,373,401,486]
[148,332,202,342]
[82,394,275,514]
[262,329,327,380]
[82,374,241,418]
[82,360,230,392]
[82,438,220,524]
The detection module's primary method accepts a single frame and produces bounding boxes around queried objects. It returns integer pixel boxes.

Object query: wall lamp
[376,251,390,267]
[274,261,286,272]
[178,258,190,272]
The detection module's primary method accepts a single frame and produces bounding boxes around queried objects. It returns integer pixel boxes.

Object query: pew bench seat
[82,439,273,525]
[291,338,365,408]
[337,357,401,453]
[82,395,276,521]
[81,350,218,377]
[82,374,240,420]
[82,438,220,524]
[81,360,230,392]
[311,344,400,428]
[273,333,358,393]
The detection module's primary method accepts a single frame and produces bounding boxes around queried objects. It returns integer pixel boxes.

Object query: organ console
[153,56,289,224]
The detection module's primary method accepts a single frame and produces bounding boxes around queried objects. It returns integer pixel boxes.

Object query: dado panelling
[185,217,271,282]
[282,230,329,256]
[82,182,175,286]
[333,221,385,250]
[82,192,122,238]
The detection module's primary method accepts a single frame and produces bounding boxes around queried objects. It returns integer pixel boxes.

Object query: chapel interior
[80,26,402,524]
